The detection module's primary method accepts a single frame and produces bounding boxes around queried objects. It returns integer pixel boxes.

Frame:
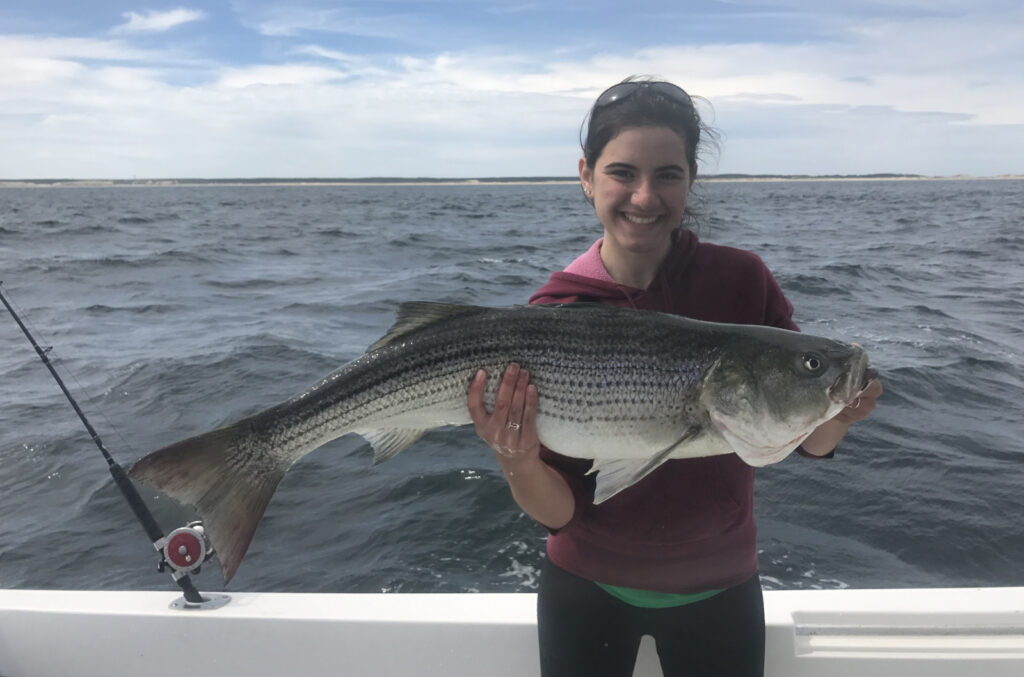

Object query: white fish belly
[538,418,734,461]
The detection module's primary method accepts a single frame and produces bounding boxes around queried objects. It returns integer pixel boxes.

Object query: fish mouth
[828,358,877,405]
[827,364,876,401]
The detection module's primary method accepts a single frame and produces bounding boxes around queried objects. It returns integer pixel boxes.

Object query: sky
[1,0,1022,179]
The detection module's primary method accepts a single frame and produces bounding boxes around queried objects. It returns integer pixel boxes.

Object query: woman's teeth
[623,213,658,225]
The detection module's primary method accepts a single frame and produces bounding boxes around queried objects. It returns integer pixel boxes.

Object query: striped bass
[129,302,874,583]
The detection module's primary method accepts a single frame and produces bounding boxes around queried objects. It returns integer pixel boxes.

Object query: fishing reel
[155,521,231,611]
[155,521,215,578]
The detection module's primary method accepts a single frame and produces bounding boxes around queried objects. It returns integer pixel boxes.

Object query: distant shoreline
[1,174,1022,188]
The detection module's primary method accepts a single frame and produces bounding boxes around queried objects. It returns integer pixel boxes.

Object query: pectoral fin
[363,428,430,464]
[591,427,701,504]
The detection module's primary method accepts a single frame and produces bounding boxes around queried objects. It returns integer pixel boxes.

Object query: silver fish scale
[248,304,723,461]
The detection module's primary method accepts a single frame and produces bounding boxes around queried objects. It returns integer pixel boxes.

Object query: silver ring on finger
[506,421,521,431]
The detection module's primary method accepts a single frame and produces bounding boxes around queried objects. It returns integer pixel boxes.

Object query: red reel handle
[162,523,210,574]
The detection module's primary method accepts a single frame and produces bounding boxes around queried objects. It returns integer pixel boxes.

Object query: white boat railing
[2,587,1023,677]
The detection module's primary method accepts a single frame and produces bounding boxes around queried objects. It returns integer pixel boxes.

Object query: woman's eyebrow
[603,162,686,172]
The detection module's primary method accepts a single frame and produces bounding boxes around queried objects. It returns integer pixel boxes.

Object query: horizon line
[3,172,1023,186]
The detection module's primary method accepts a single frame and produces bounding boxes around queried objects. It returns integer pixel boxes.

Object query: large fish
[130,302,874,583]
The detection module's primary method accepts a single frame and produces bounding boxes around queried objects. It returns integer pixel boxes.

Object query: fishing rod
[1,282,227,609]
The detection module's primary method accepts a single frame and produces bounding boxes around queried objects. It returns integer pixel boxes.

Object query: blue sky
[2,1,1022,178]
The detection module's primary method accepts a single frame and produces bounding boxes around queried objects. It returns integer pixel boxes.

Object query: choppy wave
[1,179,1022,594]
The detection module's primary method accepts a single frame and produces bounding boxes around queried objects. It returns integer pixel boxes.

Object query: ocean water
[1,179,1022,595]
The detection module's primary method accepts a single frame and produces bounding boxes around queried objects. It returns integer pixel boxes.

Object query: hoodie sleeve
[754,255,799,331]
[536,446,595,533]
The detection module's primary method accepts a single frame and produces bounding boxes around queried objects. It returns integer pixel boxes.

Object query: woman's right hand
[467,363,541,469]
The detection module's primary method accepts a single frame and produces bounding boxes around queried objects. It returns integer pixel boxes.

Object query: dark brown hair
[581,75,718,176]
[580,75,719,226]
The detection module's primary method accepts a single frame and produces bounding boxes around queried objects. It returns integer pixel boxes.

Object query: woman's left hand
[834,378,883,425]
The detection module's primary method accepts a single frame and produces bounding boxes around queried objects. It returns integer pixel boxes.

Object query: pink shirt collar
[563,237,615,283]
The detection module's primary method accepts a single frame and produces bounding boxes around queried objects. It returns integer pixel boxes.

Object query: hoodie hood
[529,228,700,312]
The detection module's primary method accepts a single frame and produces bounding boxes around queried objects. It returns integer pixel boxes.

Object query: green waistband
[594,582,725,609]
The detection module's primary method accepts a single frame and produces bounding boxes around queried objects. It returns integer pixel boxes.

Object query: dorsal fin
[368,302,486,351]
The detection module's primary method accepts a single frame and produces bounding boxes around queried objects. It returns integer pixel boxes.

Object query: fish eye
[801,353,826,374]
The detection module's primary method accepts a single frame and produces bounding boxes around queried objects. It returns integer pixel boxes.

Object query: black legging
[537,559,765,677]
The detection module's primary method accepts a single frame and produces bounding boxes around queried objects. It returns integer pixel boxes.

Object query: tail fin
[129,416,288,584]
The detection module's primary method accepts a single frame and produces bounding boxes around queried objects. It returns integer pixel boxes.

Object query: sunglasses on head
[594,81,693,109]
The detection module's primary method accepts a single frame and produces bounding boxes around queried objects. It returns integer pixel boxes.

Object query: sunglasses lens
[594,83,638,108]
[651,82,693,106]
[594,82,693,109]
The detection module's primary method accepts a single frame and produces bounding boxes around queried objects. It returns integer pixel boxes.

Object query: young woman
[467,77,883,677]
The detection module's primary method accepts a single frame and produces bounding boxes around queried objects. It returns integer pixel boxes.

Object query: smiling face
[579,126,694,283]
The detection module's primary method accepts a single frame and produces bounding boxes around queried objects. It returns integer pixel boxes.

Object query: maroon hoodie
[527,229,823,593]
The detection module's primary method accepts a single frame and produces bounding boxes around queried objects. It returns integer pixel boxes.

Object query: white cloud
[0,35,148,62]
[113,8,206,34]
[242,6,398,39]
[216,64,350,88]
[0,35,164,116]
[1,4,1022,178]
[293,45,362,64]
